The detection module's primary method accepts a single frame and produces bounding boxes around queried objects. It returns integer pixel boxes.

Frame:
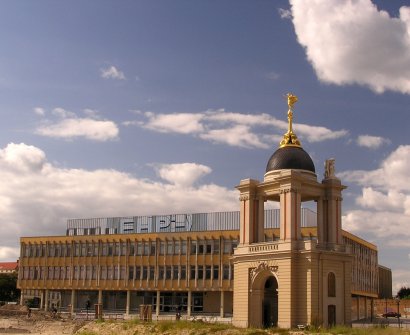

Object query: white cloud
[33,107,45,116]
[0,246,19,262]
[36,118,119,141]
[290,0,410,94]
[357,135,390,149]
[278,8,292,19]
[52,107,76,119]
[143,112,204,134]
[341,145,410,245]
[0,143,238,262]
[100,65,126,80]
[156,163,212,187]
[132,109,347,149]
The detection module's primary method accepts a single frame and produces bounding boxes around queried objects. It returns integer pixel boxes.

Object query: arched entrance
[262,276,278,327]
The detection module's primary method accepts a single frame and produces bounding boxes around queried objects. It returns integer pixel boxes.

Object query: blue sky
[0,0,409,293]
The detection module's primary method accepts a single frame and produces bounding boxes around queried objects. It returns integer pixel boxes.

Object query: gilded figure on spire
[279,93,301,148]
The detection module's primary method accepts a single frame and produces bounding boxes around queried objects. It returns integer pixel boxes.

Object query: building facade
[17,96,389,328]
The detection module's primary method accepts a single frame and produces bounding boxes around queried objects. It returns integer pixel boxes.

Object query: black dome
[266,146,315,173]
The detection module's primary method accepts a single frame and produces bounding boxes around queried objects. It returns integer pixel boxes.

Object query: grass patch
[307,325,409,335]
[156,320,232,333]
[76,331,99,335]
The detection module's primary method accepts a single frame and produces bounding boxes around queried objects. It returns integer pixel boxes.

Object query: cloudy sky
[0,0,409,293]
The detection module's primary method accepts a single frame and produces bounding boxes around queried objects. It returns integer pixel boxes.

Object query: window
[149,266,155,280]
[190,266,196,280]
[129,243,135,256]
[137,242,142,255]
[223,265,229,280]
[173,266,179,280]
[213,240,220,254]
[150,243,156,256]
[113,266,118,280]
[205,266,211,279]
[120,266,126,280]
[129,266,134,280]
[174,240,180,255]
[190,240,197,254]
[107,266,113,280]
[198,240,204,254]
[181,240,187,254]
[135,266,141,280]
[167,241,173,255]
[86,266,92,279]
[160,241,165,255]
[180,265,186,280]
[108,243,113,256]
[213,265,219,280]
[165,266,171,279]
[328,272,336,297]
[92,266,97,280]
[197,266,203,280]
[158,266,164,280]
[143,241,149,255]
[206,241,212,254]
[142,266,148,280]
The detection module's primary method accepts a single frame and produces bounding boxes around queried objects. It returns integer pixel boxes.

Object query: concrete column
[220,291,224,318]
[98,290,103,304]
[156,290,160,317]
[187,291,192,317]
[20,291,24,305]
[39,290,44,310]
[316,198,324,243]
[44,289,49,311]
[70,289,76,314]
[280,189,300,241]
[126,290,131,315]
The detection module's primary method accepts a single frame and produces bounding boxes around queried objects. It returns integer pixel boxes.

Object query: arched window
[328,272,336,297]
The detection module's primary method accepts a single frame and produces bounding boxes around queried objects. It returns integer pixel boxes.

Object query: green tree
[0,273,19,302]
[396,286,410,299]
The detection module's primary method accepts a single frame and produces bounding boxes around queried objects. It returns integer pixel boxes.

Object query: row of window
[21,264,233,281]
[22,239,238,258]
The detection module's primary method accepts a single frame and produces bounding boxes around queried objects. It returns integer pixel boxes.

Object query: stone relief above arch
[249,261,279,285]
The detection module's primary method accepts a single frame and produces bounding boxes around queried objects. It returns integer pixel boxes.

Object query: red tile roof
[0,262,18,271]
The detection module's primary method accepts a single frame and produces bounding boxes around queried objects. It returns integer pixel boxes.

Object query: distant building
[378,265,393,299]
[17,97,392,328]
[0,261,18,274]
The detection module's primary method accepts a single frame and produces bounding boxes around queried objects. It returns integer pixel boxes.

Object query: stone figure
[324,158,335,179]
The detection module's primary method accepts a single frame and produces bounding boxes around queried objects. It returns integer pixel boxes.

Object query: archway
[262,276,278,328]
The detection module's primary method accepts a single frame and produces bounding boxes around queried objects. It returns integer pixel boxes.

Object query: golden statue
[287,93,298,111]
[279,93,301,147]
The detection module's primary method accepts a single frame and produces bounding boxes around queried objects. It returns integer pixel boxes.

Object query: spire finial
[279,93,301,148]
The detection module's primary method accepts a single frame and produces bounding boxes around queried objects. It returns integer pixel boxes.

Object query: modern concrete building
[17,96,390,328]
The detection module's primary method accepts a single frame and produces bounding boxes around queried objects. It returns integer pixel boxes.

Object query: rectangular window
[165,266,171,279]
[86,266,92,279]
[92,266,97,280]
[160,241,165,255]
[180,265,186,280]
[213,240,220,254]
[121,242,127,256]
[181,240,187,254]
[198,240,204,254]
[107,266,113,280]
[74,266,79,280]
[60,267,65,280]
[223,265,229,280]
[167,241,173,255]
[87,243,93,257]
[158,266,164,280]
[66,266,71,280]
[114,242,120,256]
[81,243,86,257]
[55,266,60,279]
[231,239,238,253]
[190,266,196,280]
[150,243,156,256]
[190,240,197,254]
[93,243,99,257]
[120,266,126,280]
[205,265,211,279]
[149,266,155,280]
[173,266,179,280]
[143,241,149,256]
[129,266,134,280]
[197,266,203,280]
[74,243,80,257]
[174,240,180,255]
[206,241,212,254]
[137,242,142,255]
[129,242,135,256]
[213,265,219,280]
[108,243,113,256]
[48,266,53,279]
[135,266,141,280]
[142,266,148,280]
[80,266,85,279]
[113,266,118,279]
[223,240,231,254]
